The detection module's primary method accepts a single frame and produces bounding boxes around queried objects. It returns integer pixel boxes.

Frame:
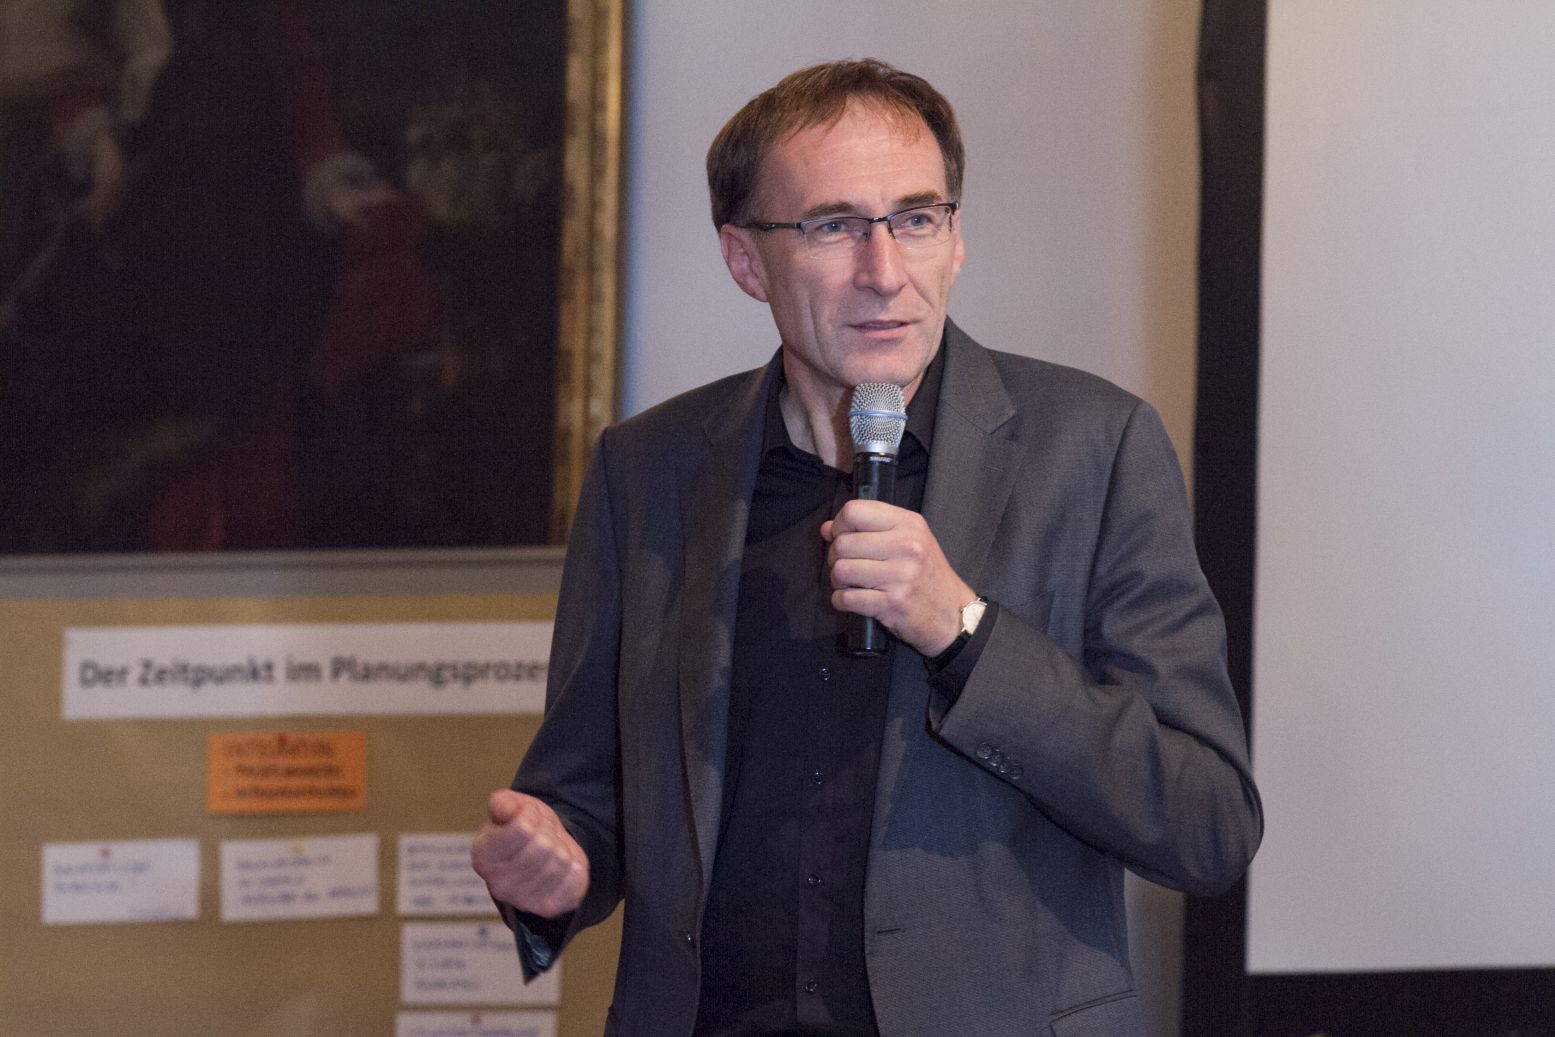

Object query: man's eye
[899,213,929,228]
[816,219,851,235]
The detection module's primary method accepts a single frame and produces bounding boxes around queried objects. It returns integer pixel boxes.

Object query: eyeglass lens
[802,204,955,253]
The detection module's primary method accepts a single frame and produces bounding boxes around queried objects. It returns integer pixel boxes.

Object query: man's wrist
[928,594,987,669]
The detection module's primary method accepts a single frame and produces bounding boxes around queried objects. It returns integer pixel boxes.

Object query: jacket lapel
[676,355,780,890]
[918,321,1020,583]
[880,322,1022,833]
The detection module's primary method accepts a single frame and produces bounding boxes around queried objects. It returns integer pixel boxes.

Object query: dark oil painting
[0,0,571,553]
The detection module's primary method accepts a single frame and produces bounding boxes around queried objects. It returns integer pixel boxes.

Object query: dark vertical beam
[1183,1,1265,1035]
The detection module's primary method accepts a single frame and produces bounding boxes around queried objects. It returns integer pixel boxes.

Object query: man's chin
[838,343,938,391]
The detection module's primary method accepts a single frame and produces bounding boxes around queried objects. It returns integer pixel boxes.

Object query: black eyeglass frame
[741,201,961,249]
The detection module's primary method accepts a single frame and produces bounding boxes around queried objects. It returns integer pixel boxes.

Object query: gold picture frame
[554,0,625,543]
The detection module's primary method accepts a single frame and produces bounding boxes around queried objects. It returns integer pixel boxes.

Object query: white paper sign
[395,1011,557,1037]
[42,839,200,925]
[221,833,379,922]
[401,922,560,1006]
[63,622,553,720]
[399,833,499,917]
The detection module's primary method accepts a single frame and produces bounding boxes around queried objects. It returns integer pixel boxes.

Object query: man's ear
[719,224,770,303]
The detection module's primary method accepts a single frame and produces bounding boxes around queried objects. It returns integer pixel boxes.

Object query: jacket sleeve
[928,400,1263,895]
[501,436,627,976]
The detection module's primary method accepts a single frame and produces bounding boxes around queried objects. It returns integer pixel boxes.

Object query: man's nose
[852,222,908,294]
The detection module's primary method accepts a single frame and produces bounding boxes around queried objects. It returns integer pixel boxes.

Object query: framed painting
[0,0,620,554]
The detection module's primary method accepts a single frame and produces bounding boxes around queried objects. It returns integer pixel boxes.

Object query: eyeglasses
[743,201,960,257]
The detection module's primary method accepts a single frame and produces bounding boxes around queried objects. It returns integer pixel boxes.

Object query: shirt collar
[760,338,946,462]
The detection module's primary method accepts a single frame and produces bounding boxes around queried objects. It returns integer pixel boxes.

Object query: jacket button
[804,980,818,994]
[975,741,994,760]
[1008,764,1024,781]
[680,930,695,946]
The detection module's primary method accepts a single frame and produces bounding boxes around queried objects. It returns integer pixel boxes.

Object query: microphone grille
[849,383,908,456]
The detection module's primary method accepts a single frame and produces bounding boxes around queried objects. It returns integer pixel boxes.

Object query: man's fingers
[821,500,974,657]
[828,498,901,534]
[487,788,522,825]
[523,859,587,919]
[488,791,557,839]
[829,555,899,592]
[477,792,552,864]
[483,841,587,919]
[472,793,590,918]
[831,586,891,621]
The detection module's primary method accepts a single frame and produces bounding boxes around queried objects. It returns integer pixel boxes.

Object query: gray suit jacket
[510,321,1262,1036]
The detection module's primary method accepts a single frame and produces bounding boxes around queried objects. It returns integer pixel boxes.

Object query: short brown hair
[705,58,965,229]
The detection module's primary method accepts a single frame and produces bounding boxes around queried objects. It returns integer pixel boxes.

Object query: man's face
[720,103,964,405]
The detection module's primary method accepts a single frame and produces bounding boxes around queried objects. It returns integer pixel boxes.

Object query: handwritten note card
[220,833,379,922]
[396,1011,557,1037]
[399,833,498,916]
[401,922,560,1006]
[41,839,200,925]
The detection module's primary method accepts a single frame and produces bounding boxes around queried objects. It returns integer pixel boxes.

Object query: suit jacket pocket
[1049,991,1141,1037]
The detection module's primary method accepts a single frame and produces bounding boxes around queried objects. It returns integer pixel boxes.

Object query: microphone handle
[848,452,896,657]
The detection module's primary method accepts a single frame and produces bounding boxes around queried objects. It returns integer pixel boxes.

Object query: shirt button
[806,873,822,887]
[680,930,695,946]
[811,771,825,786]
[804,980,818,994]
[818,666,831,682]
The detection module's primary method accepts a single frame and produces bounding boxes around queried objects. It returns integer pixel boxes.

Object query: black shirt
[693,356,946,1037]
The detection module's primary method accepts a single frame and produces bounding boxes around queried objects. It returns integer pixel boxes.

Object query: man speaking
[473,59,1261,1036]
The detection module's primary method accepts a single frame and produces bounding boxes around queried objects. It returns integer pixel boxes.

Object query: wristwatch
[958,595,989,639]
[929,595,988,668]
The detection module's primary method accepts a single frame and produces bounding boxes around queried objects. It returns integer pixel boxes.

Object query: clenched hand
[822,498,976,658]
[471,789,589,919]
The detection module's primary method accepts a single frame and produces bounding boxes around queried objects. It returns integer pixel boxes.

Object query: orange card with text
[206,731,367,814]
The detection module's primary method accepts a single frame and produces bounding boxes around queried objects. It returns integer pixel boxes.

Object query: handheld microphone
[846,383,908,656]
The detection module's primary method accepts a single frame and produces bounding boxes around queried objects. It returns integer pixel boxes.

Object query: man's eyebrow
[893,190,948,210]
[796,191,947,222]
[797,200,864,221]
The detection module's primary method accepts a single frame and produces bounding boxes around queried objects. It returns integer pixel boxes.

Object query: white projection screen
[1247,1,1555,974]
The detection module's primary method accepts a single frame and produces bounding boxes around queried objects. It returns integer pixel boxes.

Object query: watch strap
[927,595,987,670]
